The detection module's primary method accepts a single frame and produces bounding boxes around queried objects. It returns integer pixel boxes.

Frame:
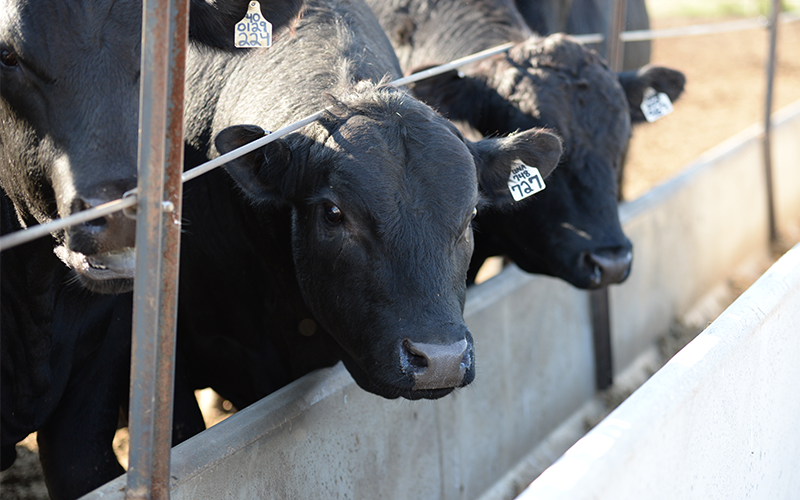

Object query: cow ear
[214,124,295,205]
[189,0,304,50]
[470,127,563,209]
[618,65,686,123]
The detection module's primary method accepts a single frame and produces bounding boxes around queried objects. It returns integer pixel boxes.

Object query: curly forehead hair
[314,78,446,140]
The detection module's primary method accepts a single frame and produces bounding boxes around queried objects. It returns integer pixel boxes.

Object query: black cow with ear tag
[366,0,685,289]
[176,0,561,405]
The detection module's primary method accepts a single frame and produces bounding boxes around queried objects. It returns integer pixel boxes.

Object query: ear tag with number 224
[235,1,272,48]
[508,161,545,202]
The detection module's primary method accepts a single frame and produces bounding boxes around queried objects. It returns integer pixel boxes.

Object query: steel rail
[3,13,798,253]
[0,43,513,252]
[570,10,799,45]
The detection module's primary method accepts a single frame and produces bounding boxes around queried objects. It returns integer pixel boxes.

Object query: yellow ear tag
[235,1,272,48]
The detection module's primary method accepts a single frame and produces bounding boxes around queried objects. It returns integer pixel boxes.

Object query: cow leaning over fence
[175,0,562,411]
[0,0,304,498]
[367,0,685,289]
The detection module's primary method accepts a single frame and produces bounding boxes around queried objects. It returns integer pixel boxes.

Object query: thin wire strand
[2,11,798,252]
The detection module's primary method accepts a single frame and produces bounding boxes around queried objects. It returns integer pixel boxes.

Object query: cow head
[0,0,143,294]
[409,34,684,289]
[215,83,561,399]
[0,0,306,294]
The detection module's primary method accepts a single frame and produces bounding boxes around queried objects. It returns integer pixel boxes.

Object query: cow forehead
[330,113,477,191]
[497,42,630,149]
[3,0,142,74]
[319,113,478,228]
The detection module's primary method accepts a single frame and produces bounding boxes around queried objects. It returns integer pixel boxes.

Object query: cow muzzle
[583,245,633,288]
[56,190,138,292]
[401,338,471,390]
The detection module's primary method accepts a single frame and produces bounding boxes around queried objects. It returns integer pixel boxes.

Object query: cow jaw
[54,245,136,294]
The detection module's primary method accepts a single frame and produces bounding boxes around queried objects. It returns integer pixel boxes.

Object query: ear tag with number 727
[235,1,272,48]
[507,161,546,202]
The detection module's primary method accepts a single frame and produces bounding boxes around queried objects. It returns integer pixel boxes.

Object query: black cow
[176,0,562,406]
[367,0,684,289]
[0,214,145,497]
[0,0,304,498]
[514,0,652,71]
[0,0,304,295]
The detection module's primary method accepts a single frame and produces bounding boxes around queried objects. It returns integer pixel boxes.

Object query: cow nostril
[583,247,633,287]
[461,350,472,371]
[402,338,469,390]
[402,340,429,373]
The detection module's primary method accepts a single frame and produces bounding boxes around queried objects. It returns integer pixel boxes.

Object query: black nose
[65,187,137,256]
[584,246,633,287]
[401,339,471,390]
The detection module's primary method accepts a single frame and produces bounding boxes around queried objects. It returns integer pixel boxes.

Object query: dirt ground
[623,15,800,201]
[2,14,799,500]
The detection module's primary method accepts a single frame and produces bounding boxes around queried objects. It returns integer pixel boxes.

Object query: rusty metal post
[606,0,628,72]
[588,0,628,392]
[127,0,189,498]
[763,0,780,246]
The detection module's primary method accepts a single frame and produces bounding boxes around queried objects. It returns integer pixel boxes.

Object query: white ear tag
[507,161,546,202]
[640,86,673,122]
[235,1,272,48]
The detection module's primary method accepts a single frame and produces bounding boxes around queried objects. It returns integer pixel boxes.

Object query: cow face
[216,84,561,399]
[411,34,683,289]
[0,0,307,295]
[0,0,142,294]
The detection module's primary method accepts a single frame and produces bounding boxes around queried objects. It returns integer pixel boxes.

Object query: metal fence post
[763,0,780,246]
[606,0,628,72]
[126,0,189,498]
[589,0,628,392]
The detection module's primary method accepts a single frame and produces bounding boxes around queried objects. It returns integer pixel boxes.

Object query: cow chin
[338,352,473,401]
[54,245,136,294]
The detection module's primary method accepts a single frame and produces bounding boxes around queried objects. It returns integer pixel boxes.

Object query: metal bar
[763,0,780,246]
[568,12,799,45]
[5,12,800,253]
[126,0,188,497]
[589,288,614,390]
[392,43,515,87]
[0,197,137,252]
[151,1,189,499]
[588,0,627,392]
[606,0,628,72]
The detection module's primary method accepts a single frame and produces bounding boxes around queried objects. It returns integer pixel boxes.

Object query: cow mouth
[54,245,136,293]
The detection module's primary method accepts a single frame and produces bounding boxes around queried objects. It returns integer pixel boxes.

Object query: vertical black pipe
[763,0,780,246]
[589,0,628,392]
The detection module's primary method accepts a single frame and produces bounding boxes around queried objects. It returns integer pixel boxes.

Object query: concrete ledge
[520,242,800,499]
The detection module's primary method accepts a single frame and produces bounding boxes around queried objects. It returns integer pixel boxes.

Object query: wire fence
[1,13,798,252]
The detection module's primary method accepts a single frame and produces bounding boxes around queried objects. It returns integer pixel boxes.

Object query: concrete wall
[520,241,800,499]
[84,101,800,500]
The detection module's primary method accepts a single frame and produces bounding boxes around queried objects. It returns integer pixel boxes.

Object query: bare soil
[2,15,799,500]
[622,16,800,200]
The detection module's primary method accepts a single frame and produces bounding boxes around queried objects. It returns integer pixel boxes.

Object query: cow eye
[323,203,343,224]
[471,207,477,220]
[0,49,19,68]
